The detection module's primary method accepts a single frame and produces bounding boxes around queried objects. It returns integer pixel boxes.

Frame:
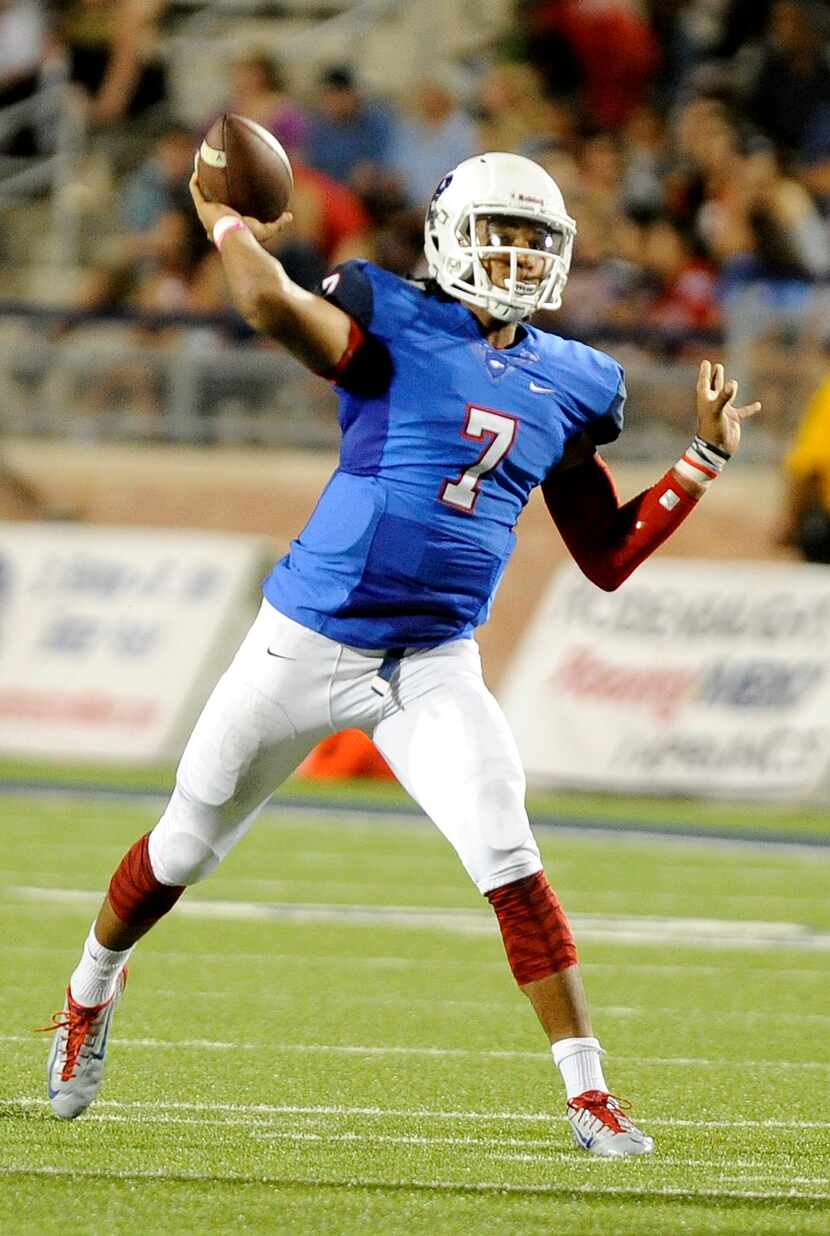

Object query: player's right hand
[189,164,292,249]
[240,212,294,249]
[189,162,240,240]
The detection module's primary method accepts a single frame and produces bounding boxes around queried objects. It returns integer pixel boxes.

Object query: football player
[42,152,759,1156]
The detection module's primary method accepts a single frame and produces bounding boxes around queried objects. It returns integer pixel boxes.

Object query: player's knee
[467,777,539,890]
[459,819,541,894]
[150,829,221,887]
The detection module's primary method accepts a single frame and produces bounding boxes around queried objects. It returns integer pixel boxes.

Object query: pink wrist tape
[212,216,247,250]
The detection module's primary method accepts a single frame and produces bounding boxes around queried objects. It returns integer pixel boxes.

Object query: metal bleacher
[0,0,824,459]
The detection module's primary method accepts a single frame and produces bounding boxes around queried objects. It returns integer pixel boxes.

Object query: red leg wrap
[107,832,185,929]
[486,871,578,985]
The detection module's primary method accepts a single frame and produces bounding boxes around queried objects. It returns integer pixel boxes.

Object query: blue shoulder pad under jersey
[319,261,375,330]
[319,260,422,342]
[318,261,406,396]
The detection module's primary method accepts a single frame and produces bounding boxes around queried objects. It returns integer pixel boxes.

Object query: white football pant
[148,601,542,895]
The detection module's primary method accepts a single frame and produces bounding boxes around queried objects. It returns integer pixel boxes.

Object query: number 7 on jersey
[440,405,518,514]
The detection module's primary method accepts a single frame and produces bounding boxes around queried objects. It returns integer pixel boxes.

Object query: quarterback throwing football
[43,152,759,1156]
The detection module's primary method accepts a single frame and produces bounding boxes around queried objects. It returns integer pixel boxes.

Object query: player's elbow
[241,287,286,335]
[577,559,628,592]
[589,570,624,593]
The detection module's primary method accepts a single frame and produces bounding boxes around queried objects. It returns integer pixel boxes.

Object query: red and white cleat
[567,1089,653,1157]
[39,969,127,1120]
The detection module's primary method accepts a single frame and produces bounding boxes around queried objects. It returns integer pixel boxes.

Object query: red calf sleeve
[486,871,578,985]
[108,832,185,929]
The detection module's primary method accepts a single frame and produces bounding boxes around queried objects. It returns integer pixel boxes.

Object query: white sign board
[500,560,830,801]
[0,523,270,761]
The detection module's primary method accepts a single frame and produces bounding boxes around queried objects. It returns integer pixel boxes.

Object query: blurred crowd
[1,0,827,332]
[2,0,830,460]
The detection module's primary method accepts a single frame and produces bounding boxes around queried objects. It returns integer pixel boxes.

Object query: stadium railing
[0,303,822,460]
[0,67,86,272]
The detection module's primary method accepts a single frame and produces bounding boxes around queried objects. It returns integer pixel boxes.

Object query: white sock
[69,922,132,1008]
[552,1036,608,1099]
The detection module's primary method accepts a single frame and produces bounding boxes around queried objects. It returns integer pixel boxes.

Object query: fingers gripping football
[695,359,761,457]
[189,163,293,246]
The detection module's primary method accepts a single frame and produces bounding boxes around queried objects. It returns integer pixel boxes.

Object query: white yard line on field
[0,1163,826,1202]
[18,1113,825,1180]
[9,885,830,952]
[4,1034,828,1070]
[8,1095,830,1130]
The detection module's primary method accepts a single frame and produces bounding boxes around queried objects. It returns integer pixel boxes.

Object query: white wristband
[212,215,247,250]
[673,435,730,490]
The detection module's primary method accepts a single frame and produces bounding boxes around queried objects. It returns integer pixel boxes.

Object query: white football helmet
[424,152,576,323]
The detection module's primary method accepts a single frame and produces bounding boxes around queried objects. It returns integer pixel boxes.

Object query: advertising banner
[500,560,830,800]
[0,523,270,761]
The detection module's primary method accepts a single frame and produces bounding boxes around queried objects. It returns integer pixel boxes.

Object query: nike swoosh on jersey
[529,381,555,394]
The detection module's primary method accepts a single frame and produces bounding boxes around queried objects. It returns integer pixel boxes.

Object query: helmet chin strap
[482,257,536,323]
[482,297,530,324]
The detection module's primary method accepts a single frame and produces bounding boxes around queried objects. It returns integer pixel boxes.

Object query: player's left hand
[189,167,293,248]
[695,360,761,456]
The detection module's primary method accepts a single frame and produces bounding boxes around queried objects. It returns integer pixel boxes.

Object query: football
[197,113,293,221]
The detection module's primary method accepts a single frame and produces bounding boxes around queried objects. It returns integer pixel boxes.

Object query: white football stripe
[199,141,226,169]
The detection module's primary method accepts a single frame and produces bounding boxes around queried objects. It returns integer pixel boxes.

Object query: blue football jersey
[263,260,625,647]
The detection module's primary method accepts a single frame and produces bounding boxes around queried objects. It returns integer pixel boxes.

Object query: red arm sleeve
[541,452,698,592]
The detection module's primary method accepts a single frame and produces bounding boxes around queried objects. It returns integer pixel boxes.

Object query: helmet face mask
[425,153,577,324]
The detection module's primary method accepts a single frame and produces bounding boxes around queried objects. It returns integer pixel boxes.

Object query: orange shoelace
[35,999,104,1081]
[568,1090,633,1133]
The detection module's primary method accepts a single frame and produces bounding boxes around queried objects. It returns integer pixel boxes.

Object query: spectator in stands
[388,74,479,208]
[620,104,668,215]
[220,50,307,155]
[0,0,46,155]
[131,208,203,314]
[118,124,195,234]
[670,96,740,237]
[475,61,567,156]
[519,0,661,130]
[578,131,623,217]
[642,214,719,335]
[305,64,394,190]
[708,138,830,298]
[800,105,830,216]
[64,204,218,437]
[551,204,625,336]
[642,0,700,105]
[54,0,168,128]
[715,0,776,57]
[73,203,209,316]
[286,154,375,273]
[780,365,830,562]
[697,133,830,382]
[745,1,830,159]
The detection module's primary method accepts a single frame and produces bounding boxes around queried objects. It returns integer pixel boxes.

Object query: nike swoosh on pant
[266,650,296,660]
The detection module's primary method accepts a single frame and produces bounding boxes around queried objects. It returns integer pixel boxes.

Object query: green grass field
[1,787,829,1234]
